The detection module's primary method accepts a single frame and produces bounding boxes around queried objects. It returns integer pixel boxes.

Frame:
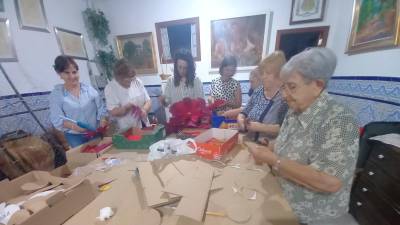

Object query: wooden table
[63,141,299,225]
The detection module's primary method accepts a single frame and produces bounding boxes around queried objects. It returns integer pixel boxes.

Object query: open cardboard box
[66,137,113,170]
[195,128,238,160]
[0,171,96,225]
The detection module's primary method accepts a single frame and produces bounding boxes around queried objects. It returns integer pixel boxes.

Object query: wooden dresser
[350,140,400,225]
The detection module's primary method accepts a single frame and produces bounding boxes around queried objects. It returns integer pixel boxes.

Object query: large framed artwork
[54,27,88,60]
[0,0,5,12]
[0,18,18,62]
[116,32,158,75]
[347,0,399,54]
[290,0,326,24]
[15,0,49,32]
[210,13,271,71]
[276,26,330,60]
[155,17,201,64]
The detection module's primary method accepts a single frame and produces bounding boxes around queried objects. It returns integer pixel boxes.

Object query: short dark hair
[219,55,237,75]
[53,55,78,73]
[173,49,196,87]
[113,58,135,78]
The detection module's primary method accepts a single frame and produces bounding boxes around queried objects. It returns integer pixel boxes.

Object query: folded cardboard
[0,171,96,225]
[66,137,113,170]
[195,128,238,160]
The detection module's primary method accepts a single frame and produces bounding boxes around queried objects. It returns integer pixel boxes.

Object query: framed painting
[0,0,4,12]
[15,0,49,32]
[210,13,271,71]
[290,0,326,24]
[346,0,399,54]
[116,32,158,74]
[54,27,88,60]
[0,18,18,62]
[276,26,330,60]
[155,17,201,64]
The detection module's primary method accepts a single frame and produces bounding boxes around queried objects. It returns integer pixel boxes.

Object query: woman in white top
[104,59,151,132]
[159,49,204,106]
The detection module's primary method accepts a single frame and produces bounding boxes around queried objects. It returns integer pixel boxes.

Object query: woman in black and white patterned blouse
[209,56,242,114]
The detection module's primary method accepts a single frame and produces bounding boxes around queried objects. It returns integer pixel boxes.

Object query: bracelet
[272,158,281,172]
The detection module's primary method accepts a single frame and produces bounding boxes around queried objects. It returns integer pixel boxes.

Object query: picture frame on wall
[115,32,158,75]
[346,0,399,55]
[155,17,201,64]
[290,0,326,25]
[54,27,88,60]
[15,0,49,32]
[275,26,330,60]
[0,18,18,62]
[0,0,5,12]
[210,13,272,71]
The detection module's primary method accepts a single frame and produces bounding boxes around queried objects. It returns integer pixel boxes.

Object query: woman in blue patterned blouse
[237,51,288,141]
[49,56,108,147]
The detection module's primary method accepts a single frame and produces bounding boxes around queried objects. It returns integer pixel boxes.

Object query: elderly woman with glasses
[246,48,359,225]
[104,59,152,132]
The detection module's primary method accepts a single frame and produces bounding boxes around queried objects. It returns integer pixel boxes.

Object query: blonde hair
[259,51,287,77]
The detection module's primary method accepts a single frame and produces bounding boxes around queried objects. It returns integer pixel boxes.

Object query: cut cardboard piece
[0,171,96,225]
[137,162,179,207]
[195,128,238,160]
[160,159,214,222]
[64,163,162,225]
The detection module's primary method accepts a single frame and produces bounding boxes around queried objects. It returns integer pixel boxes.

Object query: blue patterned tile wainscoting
[1,77,398,136]
[327,76,400,126]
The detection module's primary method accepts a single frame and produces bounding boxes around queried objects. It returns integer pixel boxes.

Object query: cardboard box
[0,171,96,225]
[112,125,166,150]
[66,137,113,170]
[195,128,238,160]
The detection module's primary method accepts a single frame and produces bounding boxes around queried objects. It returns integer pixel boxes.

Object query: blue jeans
[64,132,92,148]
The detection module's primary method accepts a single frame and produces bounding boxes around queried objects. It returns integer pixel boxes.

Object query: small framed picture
[0,18,18,62]
[15,0,49,32]
[54,27,88,60]
[290,0,326,25]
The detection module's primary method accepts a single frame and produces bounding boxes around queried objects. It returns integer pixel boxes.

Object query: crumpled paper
[96,207,114,221]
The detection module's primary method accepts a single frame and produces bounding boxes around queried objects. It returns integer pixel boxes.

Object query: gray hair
[280,47,337,85]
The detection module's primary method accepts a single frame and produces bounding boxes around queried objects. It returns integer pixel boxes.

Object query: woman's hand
[247,121,264,132]
[159,95,168,107]
[244,141,278,166]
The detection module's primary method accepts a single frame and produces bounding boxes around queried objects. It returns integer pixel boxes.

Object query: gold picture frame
[54,27,88,60]
[15,0,49,32]
[0,18,18,62]
[346,0,400,54]
[116,32,158,75]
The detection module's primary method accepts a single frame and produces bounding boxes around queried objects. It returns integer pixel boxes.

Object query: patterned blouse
[274,91,359,224]
[163,76,204,105]
[242,87,288,124]
[210,77,241,112]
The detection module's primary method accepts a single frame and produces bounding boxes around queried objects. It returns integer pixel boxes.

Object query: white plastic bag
[147,138,197,161]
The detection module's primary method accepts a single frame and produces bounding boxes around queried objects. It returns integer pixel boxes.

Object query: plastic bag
[147,138,197,161]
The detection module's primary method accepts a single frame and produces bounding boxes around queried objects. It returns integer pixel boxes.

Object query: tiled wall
[1,77,398,136]
[327,77,400,126]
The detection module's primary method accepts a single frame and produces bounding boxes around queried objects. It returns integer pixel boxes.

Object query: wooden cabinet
[350,141,400,225]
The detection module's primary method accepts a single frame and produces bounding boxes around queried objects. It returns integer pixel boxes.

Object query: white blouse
[104,78,150,132]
